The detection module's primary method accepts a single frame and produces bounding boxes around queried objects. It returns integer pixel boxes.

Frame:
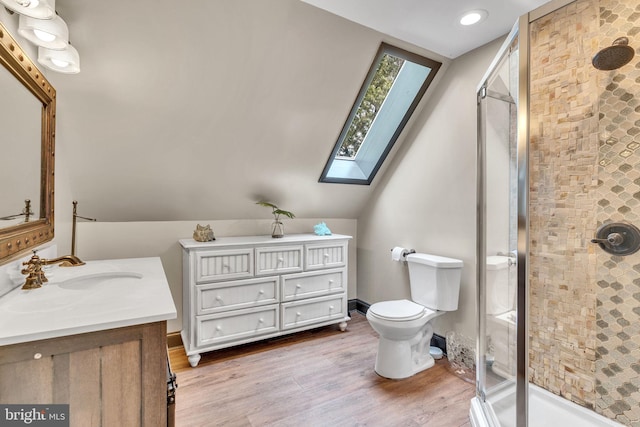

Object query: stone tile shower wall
[529,0,600,409]
[595,0,640,424]
[528,0,640,425]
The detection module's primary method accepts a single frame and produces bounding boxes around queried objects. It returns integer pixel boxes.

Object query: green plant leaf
[274,209,295,219]
[256,201,279,210]
[256,201,295,219]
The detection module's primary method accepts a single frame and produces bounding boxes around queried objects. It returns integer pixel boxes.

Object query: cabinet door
[0,323,166,427]
[196,276,279,315]
[195,248,254,283]
[255,245,303,275]
[305,241,347,270]
[281,268,345,302]
[281,294,346,330]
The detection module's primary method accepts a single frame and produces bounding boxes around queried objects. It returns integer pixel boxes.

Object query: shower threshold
[470,383,624,427]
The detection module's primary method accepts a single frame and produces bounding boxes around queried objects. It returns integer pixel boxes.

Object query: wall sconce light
[0,0,54,19]
[4,0,80,74]
[38,43,79,74]
[18,13,68,49]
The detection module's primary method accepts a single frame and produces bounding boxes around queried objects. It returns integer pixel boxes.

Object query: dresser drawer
[281,294,346,330]
[305,241,347,270]
[281,268,345,302]
[255,245,303,275]
[197,306,279,347]
[196,277,279,315]
[195,249,254,283]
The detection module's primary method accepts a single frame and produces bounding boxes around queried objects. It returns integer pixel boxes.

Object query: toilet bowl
[367,299,444,379]
[366,252,463,379]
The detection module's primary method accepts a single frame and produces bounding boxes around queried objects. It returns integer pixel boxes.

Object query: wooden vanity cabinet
[180,234,351,367]
[0,322,167,427]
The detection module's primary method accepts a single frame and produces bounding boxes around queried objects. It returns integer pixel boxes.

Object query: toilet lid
[369,299,426,321]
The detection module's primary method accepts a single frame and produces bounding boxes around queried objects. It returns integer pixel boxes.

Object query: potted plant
[256,201,295,238]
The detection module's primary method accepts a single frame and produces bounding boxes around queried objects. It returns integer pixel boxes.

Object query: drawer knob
[278,258,284,263]
[324,253,329,257]
[216,326,222,331]
[296,312,301,317]
[259,318,264,323]
[223,264,229,269]
[259,289,265,295]
[34,353,42,360]
[215,296,222,301]
[296,284,302,289]
[329,305,334,310]
[329,279,334,284]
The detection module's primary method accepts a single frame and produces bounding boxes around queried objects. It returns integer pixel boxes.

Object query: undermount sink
[57,271,143,290]
[5,270,143,313]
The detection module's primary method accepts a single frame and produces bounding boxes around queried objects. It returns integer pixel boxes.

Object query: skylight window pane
[320,43,441,185]
[337,54,404,159]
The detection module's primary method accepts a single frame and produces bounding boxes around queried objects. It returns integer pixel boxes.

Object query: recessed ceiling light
[459,9,488,26]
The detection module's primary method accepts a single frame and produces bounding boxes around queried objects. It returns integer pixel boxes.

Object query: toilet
[485,255,516,379]
[366,253,463,379]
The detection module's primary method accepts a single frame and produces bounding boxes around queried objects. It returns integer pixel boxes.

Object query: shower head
[592,37,635,71]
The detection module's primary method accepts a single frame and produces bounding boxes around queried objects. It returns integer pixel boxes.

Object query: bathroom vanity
[0,257,177,426]
[180,234,351,367]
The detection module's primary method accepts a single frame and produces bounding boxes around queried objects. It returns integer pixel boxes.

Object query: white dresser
[180,234,351,367]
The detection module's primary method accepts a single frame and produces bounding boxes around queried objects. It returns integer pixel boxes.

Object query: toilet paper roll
[391,247,408,262]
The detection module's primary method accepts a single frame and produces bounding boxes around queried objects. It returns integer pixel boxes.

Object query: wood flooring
[169,312,475,427]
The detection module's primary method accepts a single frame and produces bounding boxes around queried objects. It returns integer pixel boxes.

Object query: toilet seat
[369,299,430,321]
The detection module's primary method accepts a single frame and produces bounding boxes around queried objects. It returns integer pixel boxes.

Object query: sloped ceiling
[302,0,552,58]
[45,0,539,222]
[51,0,400,221]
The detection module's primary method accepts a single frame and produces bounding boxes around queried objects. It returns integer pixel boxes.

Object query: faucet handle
[21,251,47,289]
[23,251,42,267]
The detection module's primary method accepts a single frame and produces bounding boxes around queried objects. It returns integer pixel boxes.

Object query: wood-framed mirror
[0,21,55,263]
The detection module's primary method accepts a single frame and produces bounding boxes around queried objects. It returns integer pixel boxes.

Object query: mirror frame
[0,21,55,263]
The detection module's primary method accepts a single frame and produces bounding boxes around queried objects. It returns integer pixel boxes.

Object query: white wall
[75,218,357,333]
[357,37,504,340]
[48,0,447,224]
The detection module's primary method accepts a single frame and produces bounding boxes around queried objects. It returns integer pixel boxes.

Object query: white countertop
[0,257,177,346]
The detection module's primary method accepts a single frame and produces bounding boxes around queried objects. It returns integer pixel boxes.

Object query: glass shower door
[475,21,524,427]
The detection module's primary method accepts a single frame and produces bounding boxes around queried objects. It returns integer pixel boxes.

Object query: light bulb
[460,12,482,26]
[51,58,69,68]
[33,29,56,42]
[17,0,40,8]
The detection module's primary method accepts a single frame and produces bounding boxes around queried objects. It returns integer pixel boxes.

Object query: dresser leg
[188,353,201,367]
[339,315,351,332]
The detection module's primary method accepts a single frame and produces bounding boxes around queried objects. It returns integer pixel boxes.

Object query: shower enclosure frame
[473,1,575,426]
[473,14,529,426]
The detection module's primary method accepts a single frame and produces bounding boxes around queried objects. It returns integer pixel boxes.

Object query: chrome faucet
[21,252,85,290]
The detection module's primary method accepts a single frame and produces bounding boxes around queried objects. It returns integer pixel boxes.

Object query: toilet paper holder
[390,247,415,261]
[390,248,415,254]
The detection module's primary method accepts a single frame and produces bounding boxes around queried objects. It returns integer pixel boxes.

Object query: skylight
[319,43,441,185]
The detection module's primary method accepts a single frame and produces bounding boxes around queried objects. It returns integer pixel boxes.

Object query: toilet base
[373,335,436,379]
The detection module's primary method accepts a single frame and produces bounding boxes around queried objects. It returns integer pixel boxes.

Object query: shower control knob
[590,233,623,246]
[591,222,640,255]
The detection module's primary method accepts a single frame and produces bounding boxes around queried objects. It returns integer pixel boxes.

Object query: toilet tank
[406,253,463,311]
[486,255,514,315]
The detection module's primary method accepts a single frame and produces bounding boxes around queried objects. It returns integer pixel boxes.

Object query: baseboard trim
[432,333,447,356]
[350,298,447,356]
[167,331,183,349]
[349,298,370,315]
